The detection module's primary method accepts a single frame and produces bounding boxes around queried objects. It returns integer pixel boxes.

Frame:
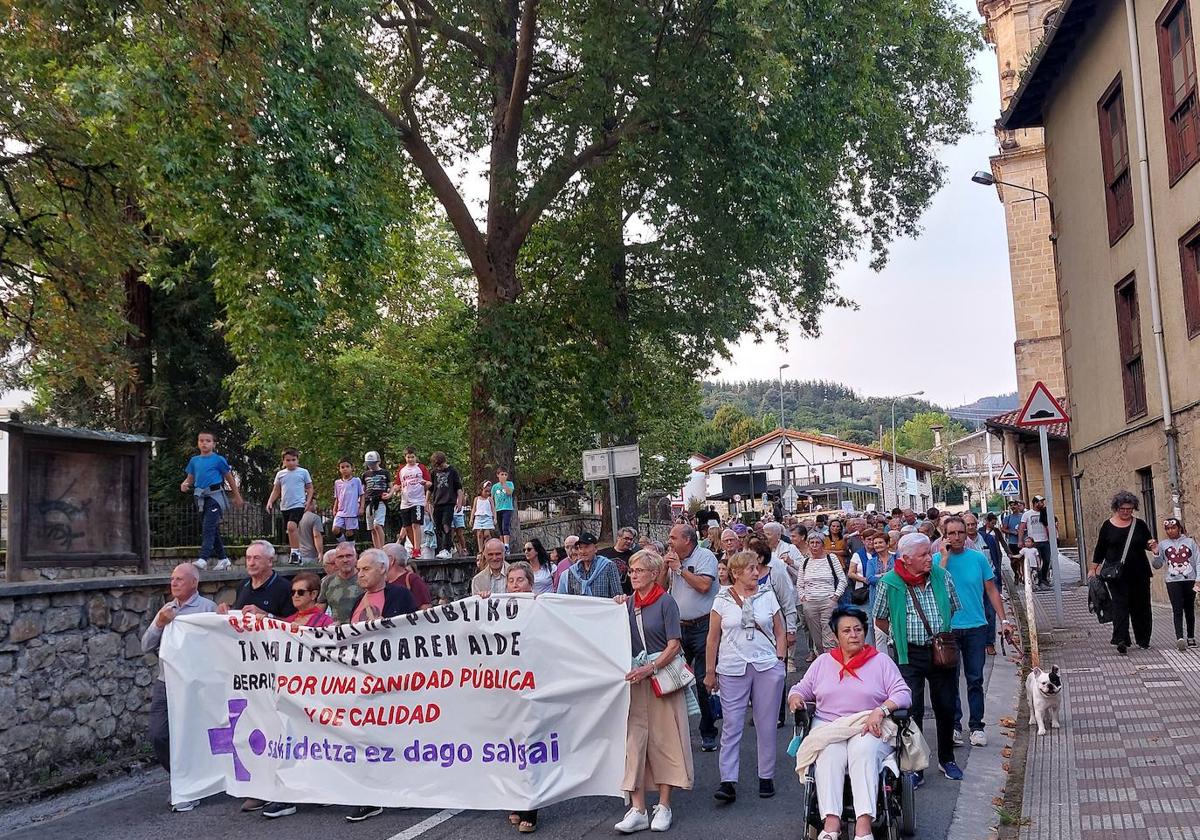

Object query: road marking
[385,808,463,840]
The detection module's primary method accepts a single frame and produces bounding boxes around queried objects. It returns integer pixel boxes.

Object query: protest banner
[161,593,631,809]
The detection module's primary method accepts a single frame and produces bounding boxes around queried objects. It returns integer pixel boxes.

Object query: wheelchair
[793,702,916,840]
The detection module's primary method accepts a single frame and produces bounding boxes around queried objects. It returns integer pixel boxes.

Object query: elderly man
[936,516,1016,748]
[351,547,417,622]
[718,528,740,562]
[874,533,963,785]
[317,541,363,623]
[557,532,623,597]
[216,540,292,618]
[141,563,215,812]
[901,508,917,527]
[552,534,580,590]
[384,542,432,609]
[664,523,720,751]
[472,538,511,596]
[600,527,638,592]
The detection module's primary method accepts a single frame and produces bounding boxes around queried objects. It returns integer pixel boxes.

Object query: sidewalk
[1018,556,1200,840]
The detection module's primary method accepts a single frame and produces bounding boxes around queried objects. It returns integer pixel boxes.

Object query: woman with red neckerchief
[788,606,912,840]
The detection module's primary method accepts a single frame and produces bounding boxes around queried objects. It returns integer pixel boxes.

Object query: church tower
[979,0,1068,400]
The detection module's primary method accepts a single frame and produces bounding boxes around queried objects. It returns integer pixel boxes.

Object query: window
[1139,467,1158,538]
[917,470,928,482]
[840,462,853,479]
[1115,274,1148,419]
[1098,77,1135,243]
[1182,221,1200,336]
[1157,0,1199,182]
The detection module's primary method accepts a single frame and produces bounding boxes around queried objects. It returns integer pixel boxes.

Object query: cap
[1032,494,1045,503]
[576,532,598,545]
[364,450,380,464]
[732,523,749,535]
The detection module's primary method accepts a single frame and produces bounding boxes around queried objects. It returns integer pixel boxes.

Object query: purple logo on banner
[208,698,265,782]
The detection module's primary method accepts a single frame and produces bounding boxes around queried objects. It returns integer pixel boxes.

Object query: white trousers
[812,721,893,820]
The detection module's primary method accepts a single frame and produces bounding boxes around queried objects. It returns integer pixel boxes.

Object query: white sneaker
[213,558,232,571]
[436,549,453,559]
[615,807,649,833]
[952,729,964,746]
[970,729,987,747]
[650,804,672,832]
[193,558,209,570]
[171,800,198,812]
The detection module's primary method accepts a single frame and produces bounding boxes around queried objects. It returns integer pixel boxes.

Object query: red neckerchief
[287,606,324,625]
[634,583,666,609]
[830,645,879,681]
[894,561,928,587]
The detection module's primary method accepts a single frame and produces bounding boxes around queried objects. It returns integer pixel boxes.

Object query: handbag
[633,605,695,697]
[1099,517,1138,581]
[906,585,959,669]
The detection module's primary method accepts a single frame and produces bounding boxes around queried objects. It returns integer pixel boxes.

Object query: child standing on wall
[491,468,516,554]
[180,430,243,570]
[265,447,314,565]
[470,480,495,556]
[331,458,364,543]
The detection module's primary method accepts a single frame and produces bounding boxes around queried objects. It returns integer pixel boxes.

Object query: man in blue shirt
[936,516,1017,748]
[181,430,243,571]
[1001,500,1025,558]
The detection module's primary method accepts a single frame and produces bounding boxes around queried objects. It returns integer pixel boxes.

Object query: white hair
[763,522,784,537]
[383,542,409,566]
[360,547,389,572]
[247,539,276,559]
[897,533,931,558]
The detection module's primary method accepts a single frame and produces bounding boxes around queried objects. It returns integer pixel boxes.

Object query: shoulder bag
[632,603,695,697]
[906,585,959,669]
[1099,518,1138,581]
[849,555,871,605]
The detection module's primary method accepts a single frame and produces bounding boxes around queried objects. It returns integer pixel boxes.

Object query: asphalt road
[3,706,976,840]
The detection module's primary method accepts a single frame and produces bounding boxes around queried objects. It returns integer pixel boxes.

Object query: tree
[882,412,970,455]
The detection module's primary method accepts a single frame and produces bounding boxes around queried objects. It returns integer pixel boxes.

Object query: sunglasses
[291,588,313,596]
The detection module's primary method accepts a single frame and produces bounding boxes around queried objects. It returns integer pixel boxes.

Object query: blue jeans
[680,617,718,739]
[200,495,226,561]
[953,625,990,732]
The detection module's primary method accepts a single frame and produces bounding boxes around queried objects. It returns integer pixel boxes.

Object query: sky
[713,0,1017,410]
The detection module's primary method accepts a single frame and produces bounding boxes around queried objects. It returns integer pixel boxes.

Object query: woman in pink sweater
[788,606,911,840]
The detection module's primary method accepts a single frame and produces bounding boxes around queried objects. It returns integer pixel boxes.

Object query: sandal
[509,813,520,825]
[518,820,537,833]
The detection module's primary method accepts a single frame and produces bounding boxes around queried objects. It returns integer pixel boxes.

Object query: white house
[670,454,709,513]
[696,429,939,514]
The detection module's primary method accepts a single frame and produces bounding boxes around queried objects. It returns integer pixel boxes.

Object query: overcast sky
[713,0,1016,410]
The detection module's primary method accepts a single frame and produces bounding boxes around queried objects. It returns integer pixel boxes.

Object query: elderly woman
[613,550,693,834]
[788,607,912,840]
[705,550,787,802]
[798,532,848,660]
[1090,490,1156,654]
[283,572,334,627]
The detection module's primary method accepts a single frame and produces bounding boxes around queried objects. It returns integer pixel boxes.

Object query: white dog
[1025,665,1063,735]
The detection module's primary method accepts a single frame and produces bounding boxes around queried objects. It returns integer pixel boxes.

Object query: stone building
[999,0,1200,585]
[978,0,1070,400]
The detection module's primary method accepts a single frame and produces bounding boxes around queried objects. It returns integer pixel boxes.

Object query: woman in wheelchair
[788,607,912,840]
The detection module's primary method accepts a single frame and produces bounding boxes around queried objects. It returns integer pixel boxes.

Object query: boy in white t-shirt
[390,446,431,555]
[265,447,314,564]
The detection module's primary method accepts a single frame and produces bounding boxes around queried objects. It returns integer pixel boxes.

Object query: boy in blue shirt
[491,468,516,554]
[265,448,314,565]
[180,430,243,571]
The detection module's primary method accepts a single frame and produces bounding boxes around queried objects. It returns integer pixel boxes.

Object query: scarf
[634,583,666,609]
[830,644,878,681]
[568,555,612,596]
[893,560,927,587]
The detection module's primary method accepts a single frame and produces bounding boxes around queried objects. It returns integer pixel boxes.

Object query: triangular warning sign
[1015,382,1070,427]
[999,461,1020,481]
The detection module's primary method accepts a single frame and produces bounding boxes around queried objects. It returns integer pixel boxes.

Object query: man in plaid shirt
[874,532,962,785]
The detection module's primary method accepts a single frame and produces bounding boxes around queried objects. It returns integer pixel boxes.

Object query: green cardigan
[878,565,952,665]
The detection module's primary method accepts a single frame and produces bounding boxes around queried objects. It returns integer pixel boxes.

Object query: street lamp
[778,364,790,431]
[891,391,925,508]
[779,363,790,497]
[971,171,1056,236]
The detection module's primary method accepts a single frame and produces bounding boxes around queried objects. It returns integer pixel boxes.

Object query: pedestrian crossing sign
[999,477,1021,497]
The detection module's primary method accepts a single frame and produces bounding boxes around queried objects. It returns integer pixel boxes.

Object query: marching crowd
[149,427,1040,837]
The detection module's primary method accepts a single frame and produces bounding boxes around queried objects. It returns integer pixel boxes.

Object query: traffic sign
[999,478,1021,497]
[1015,382,1070,427]
[998,461,1021,481]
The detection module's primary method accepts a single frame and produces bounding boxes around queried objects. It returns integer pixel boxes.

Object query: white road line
[385,808,463,840]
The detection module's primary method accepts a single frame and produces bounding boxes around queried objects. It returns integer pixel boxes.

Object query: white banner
[161,594,631,809]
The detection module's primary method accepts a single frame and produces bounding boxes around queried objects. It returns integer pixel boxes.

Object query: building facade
[979,0,1071,399]
[1001,0,1200,584]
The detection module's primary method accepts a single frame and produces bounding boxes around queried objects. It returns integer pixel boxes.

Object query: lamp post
[778,364,789,431]
[891,391,925,509]
[970,171,1055,232]
[779,363,790,497]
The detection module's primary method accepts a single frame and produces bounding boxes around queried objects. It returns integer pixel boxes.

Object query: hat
[732,523,749,535]
[1032,494,1045,503]
[364,450,380,464]
[576,532,598,545]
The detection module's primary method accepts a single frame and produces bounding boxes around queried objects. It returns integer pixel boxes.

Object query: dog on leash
[1026,665,1063,735]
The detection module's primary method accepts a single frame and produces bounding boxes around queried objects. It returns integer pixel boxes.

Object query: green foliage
[883,411,971,455]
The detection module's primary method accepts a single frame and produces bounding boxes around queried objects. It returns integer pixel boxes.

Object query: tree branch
[504,0,539,133]
[527,69,575,98]
[406,0,488,58]
[352,83,491,284]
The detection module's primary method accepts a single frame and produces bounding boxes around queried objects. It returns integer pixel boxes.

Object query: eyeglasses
[1118,506,1136,513]
[629,567,650,575]
[291,589,313,596]
[523,546,534,552]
